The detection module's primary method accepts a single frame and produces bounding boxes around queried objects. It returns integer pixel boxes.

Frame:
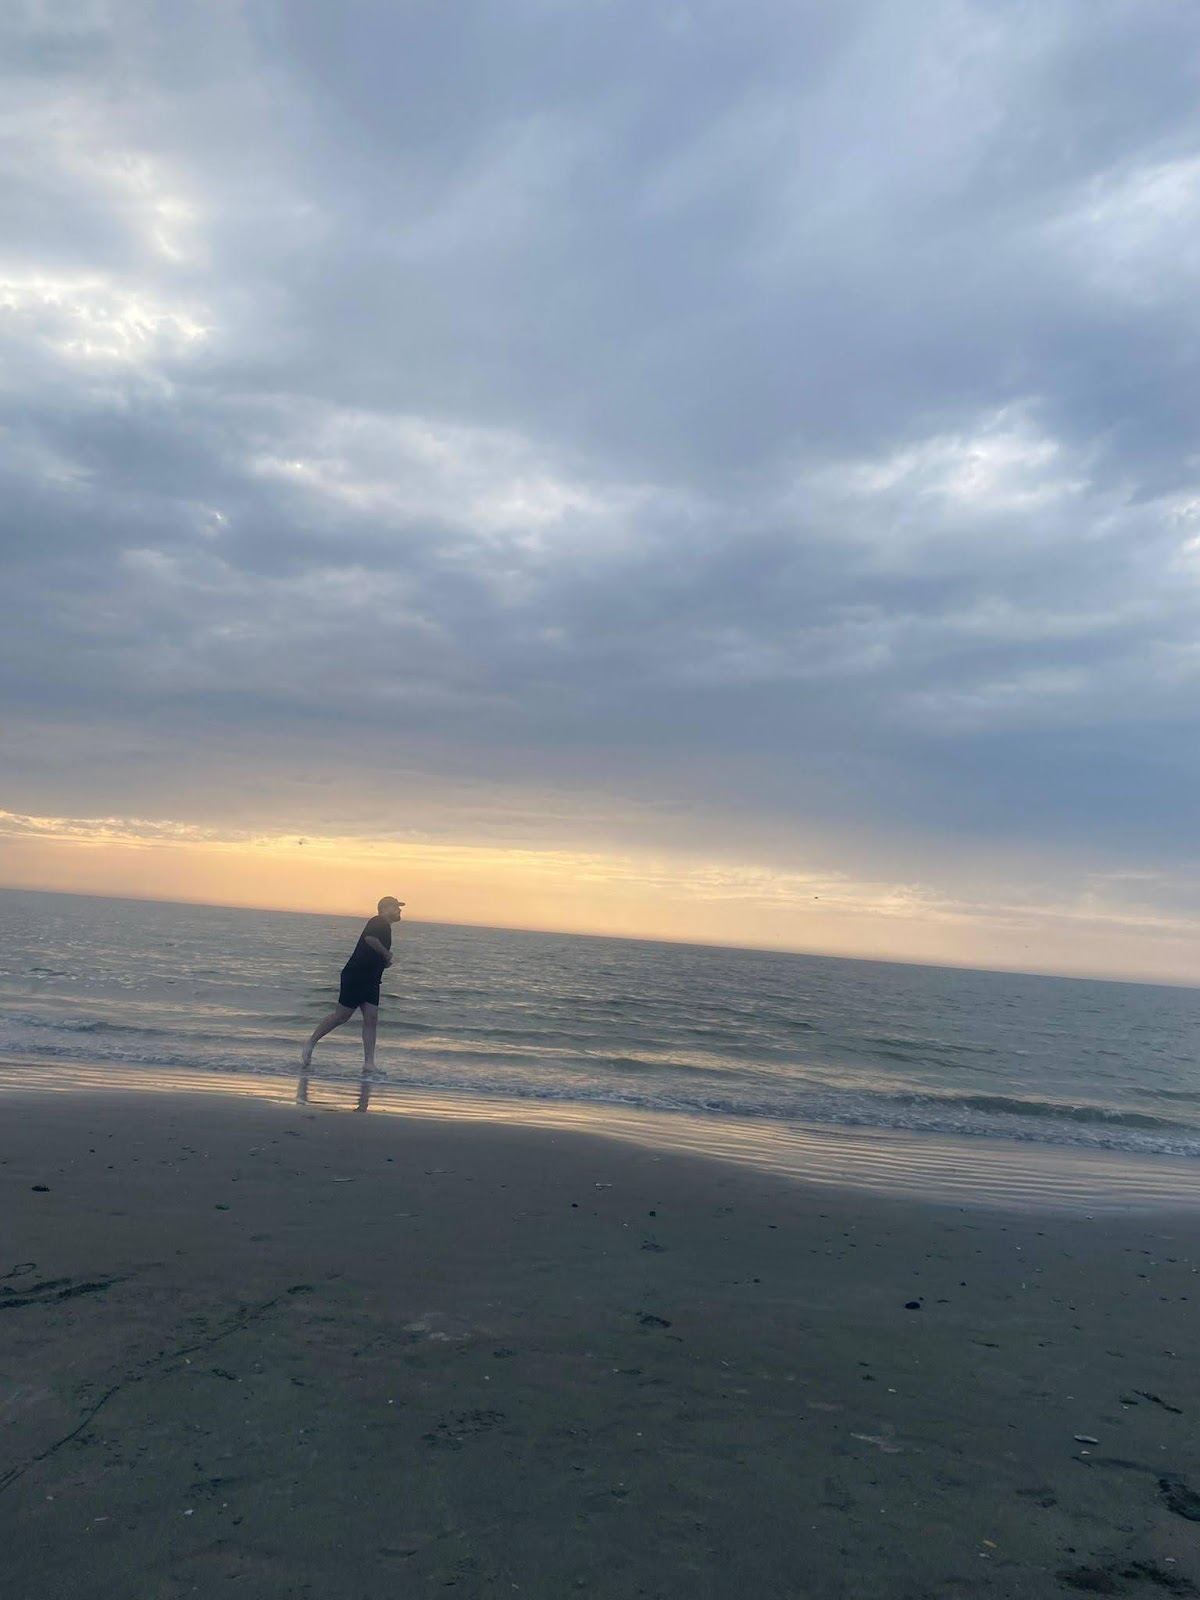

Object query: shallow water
[2,886,1199,1162]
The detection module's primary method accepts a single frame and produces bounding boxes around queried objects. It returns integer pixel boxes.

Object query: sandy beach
[4,1073,1200,1599]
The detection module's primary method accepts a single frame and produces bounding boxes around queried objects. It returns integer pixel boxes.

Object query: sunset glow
[3,809,1197,985]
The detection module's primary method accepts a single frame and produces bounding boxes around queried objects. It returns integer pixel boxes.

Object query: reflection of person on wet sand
[294,1070,373,1112]
[301,896,404,1075]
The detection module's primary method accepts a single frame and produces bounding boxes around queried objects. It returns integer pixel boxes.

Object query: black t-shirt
[342,915,392,975]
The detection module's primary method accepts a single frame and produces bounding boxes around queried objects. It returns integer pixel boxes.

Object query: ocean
[2,886,1199,1164]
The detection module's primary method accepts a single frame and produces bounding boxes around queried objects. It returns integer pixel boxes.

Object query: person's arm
[363,935,392,964]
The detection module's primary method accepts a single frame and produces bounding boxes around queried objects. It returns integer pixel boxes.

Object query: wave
[0,1012,169,1038]
[886,1089,1176,1130]
[863,1033,1002,1058]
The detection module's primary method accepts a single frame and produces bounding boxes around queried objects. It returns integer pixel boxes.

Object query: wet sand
[3,1077,1200,1599]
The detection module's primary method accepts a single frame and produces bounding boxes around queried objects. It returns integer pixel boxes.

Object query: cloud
[2,0,1200,972]
[0,271,210,365]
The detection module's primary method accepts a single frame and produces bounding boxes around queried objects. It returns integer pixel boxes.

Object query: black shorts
[338,967,382,1010]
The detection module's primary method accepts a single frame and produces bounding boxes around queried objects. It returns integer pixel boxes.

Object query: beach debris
[0,1276,117,1312]
[1058,1565,1122,1593]
[1138,1390,1184,1414]
[904,1300,921,1310]
[31,1185,49,1193]
[850,1431,902,1454]
[1074,1435,1099,1444]
[594,1183,612,1189]
[1160,1476,1200,1522]
[422,1408,506,1451]
[1122,1561,1195,1594]
[1061,1559,1196,1594]
[638,1313,671,1328]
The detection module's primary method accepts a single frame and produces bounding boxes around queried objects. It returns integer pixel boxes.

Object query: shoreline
[4,1055,1200,1214]
[3,1075,1200,1596]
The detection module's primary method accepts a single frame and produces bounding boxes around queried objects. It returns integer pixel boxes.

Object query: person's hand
[384,953,393,966]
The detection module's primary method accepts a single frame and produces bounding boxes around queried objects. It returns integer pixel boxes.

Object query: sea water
[1,886,1199,1162]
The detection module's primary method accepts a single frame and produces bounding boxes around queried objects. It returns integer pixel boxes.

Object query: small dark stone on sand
[214,1203,230,1210]
[904,1301,921,1310]
[638,1313,671,1328]
[31,1185,49,1193]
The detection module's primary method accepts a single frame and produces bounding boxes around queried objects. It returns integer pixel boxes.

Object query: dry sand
[3,1074,1200,1599]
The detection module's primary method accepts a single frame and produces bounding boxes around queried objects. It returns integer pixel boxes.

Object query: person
[301,896,404,1075]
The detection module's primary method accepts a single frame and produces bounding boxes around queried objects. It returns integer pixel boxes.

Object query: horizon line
[2,879,1196,995]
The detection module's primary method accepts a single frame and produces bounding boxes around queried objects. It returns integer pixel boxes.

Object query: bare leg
[301,1004,354,1067]
[361,1002,380,1071]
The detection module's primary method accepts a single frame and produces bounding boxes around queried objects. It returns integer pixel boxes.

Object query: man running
[301,896,404,1075]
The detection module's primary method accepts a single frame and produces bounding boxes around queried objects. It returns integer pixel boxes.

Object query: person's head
[377,895,404,922]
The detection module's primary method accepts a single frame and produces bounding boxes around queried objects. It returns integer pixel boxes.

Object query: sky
[2,0,1200,983]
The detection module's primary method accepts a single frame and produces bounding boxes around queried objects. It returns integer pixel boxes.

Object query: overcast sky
[3,1,1200,979]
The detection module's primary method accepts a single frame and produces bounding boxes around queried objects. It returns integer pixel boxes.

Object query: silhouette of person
[301,896,404,1075]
